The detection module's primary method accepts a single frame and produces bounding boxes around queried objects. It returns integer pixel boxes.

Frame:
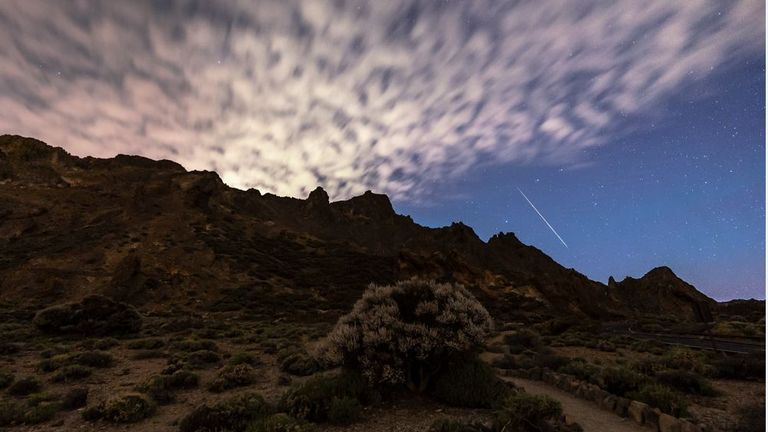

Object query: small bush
[711,354,765,380]
[138,370,199,404]
[432,357,511,408]
[23,402,60,424]
[229,352,260,366]
[654,370,718,396]
[320,279,493,392]
[249,413,315,432]
[661,348,713,376]
[279,350,319,377]
[171,350,221,370]
[26,392,58,406]
[503,329,541,350]
[92,338,120,350]
[327,396,362,425]
[179,392,273,432]
[558,360,600,383]
[494,393,562,432]
[599,367,647,396]
[734,402,765,432]
[51,365,92,383]
[61,387,88,410]
[39,351,113,372]
[626,384,687,417]
[126,338,165,350]
[0,370,13,389]
[429,418,492,432]
[8,376,42,396]
[0,399,24,426]
[280,370,374,423]
[172,339,218,352]
[207,364,257,392]
[82,393,155,423]
[33,295,142,336]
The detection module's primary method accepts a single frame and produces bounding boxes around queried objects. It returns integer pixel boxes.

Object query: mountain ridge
[0,134,718,323]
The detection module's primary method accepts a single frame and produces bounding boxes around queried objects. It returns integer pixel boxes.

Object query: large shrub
[320,279,493,391]
[279,370,373,423]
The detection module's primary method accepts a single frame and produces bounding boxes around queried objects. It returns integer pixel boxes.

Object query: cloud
[0,0,763,200]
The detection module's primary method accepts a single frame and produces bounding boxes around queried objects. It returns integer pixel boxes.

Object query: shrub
[23,402,60,424]
[8,376,41,396]
[229,352,260,366]
[279,350,319,377]
[179,392,273,432]
[661,348,713,376]
[280,370,374,423]
[168,350,221,370]
[126,338,165,350]
[503,329,541,350]
[327,396,362,425]
[558,360,600,383]
[429,419,492,432]
[92,338,120,350]
[51,365,92,383]
[599,367,647,396]
[250,413,315,432]
[320,279,493,392]
[207,364,257,392]
[0,399,24,426]
[494,393,562,432]
[734,402,765,432]
[33,295,142,336]
[40,351,113,372]
[711,354,765,380]
[0,370,13,389]
[172,339,218,352]
[82,393,155,423]
[61,387,88,410]
[432,357,511,408]
[654,370,718,396]
[138,370,199,404]
[626,384,687,417]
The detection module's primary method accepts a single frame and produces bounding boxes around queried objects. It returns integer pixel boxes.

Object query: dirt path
[501,377,647,432]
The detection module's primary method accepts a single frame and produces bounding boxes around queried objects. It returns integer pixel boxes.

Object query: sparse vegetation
[627,384,688,417]
[50,365,92,383]
[207,364,258,392]
[82,393,155,423]
[138,370,199,404]
[494,393,563,432]
[654,370,718,396]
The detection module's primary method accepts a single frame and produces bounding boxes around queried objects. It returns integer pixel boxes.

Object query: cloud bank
[0,0,763,200]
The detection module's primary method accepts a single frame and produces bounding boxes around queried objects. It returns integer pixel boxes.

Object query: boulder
[601,395,617,412]
[644,407,662,430]
[33,295,142,336]
[659,413,682,432]
[629,400,648,424]
[613,397,630,417]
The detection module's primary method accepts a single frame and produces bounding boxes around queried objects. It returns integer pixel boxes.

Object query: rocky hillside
[0,135,717,322]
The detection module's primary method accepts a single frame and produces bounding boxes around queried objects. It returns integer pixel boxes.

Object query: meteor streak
[517,188,569,248]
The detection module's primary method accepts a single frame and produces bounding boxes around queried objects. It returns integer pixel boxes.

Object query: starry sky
[0,1,764,300]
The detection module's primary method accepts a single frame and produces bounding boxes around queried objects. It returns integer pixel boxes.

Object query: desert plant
[0,370,13,389]
[432,356,511,408]
[172,339,218,352]
[61,387,88,410]
[279,349,319,377]
[661,348,714,376]
[627,384,687,417]
[51,365,92,383]
[429,418,492,432]
[229,352,260,366]
[82,393,155,423]
[280,370,374,423]
[494,392,562,432]
[249,413,315,432]
[654,370,718,396]
[599,366,647,396]
[90,338,120,350]
[33,295,141,336]
[7,376,41,396]
[179,392,273,432]
[207,364,257,392]
[320,279,493,392]
[138,370,199,404]
[126,338,165,350]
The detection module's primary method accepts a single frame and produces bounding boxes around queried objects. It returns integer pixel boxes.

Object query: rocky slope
[0,135,717,322]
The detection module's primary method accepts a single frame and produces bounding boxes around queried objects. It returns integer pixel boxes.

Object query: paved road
[501,376,646,432]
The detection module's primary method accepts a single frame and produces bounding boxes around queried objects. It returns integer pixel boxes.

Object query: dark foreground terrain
[0,135,764,431]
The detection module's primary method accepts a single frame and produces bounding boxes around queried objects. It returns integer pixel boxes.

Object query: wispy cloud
[0,0,762,200]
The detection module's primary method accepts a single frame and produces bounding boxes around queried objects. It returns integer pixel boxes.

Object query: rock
[614,397,630,417]
[33,295,142,336]
[659,413,683,432]
[629,400,648,424]
[601,395,617,412]
[644,407,662,430]
[680,420,702,432]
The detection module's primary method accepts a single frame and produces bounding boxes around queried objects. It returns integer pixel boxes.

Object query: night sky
[0,1,764,300]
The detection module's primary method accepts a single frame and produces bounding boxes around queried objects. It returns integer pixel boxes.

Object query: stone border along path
[500,376,647,432]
